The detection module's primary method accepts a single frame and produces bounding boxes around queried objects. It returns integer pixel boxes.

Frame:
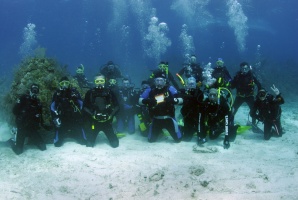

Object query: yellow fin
[116,133,126,138]
[237,125,251,134]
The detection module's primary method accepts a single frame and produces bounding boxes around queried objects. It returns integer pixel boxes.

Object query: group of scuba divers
[10,56,284,155]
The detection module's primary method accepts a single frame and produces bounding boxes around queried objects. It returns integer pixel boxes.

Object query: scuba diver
[179,77,204,141]
[148,61,180,89]
[139,71,183,143]
[177,55,203,84]
[106,74,119,94]
[135,80,152,136]
[73,64,92,89]
[83,73,119,148]
[203,58,234,105]
[115,78,138,134]
[230,62,262,131]
[198,88,238,149]
[50,76,86,147]
[11,84,49,155]
[250,85,284,140]
[210,58,232,89]
[99,61,123,84]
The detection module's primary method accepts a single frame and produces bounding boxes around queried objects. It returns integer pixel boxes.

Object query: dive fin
[116,133,126,138]
[236,125,252,134]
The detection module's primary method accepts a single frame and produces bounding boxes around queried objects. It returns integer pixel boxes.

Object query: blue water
[0,0,297,86]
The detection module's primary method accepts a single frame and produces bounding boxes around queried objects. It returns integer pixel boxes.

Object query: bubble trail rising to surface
[227,0,248,52]
[255,44,262,68]
[144,16,171,63]
[171,0,212,28]
[19,23,38,58]
[179,24,195,62]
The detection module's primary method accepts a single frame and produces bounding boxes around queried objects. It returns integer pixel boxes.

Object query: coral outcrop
[3,57,85,127]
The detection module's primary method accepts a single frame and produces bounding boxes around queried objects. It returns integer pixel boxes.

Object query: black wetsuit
[211,66,232,89]
[83,86,119,148]
[178,63,203,83]
[99,64,123,80]
[50,88,86,147]
[180,88,204,141]
[115,86,138,134]
[250,93,284,140]
[199,97,237,147]
[12,94,46,155]
[231,71,262,124]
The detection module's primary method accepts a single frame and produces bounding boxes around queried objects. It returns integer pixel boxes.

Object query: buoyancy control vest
[90,87,113,116]
[148,86,175,117]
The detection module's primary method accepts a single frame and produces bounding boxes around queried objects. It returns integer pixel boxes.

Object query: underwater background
[0,0,297,98]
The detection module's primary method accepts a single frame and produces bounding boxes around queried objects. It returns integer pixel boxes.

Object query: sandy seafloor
[0,103,297,200]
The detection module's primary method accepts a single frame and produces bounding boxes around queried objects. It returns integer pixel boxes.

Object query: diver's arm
[139,88,151,105]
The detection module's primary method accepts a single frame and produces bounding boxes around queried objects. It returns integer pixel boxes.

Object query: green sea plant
[3,57,85,126]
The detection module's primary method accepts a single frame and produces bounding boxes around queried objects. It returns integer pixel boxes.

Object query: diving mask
[187,77,196,89]
[190,56,196,64]
[216,58,224,67]
[258,90,267,101]
[159,64,168,71]
[208,89,218,103]
[31,85,39,94]
[76,68,84,74]
[76,64,84,74]
[241,65,250,74]
[155,78,166,89]
[59,80,70,88]
[30,84,39,98]
[95,78,105,85]
[109,79,117,85]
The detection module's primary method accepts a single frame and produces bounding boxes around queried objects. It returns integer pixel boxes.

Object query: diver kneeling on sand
[83,73,119,148]
[250,85,284,140]
[10,84,50,155]
[198,88,239,149]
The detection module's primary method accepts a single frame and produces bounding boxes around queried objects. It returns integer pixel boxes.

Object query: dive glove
[53,118,61,128]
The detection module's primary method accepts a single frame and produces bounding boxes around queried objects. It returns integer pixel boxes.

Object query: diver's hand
[142,98,157,107]
[271,84,280,95]
[223,135,230,149]
[53,118,61,128]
